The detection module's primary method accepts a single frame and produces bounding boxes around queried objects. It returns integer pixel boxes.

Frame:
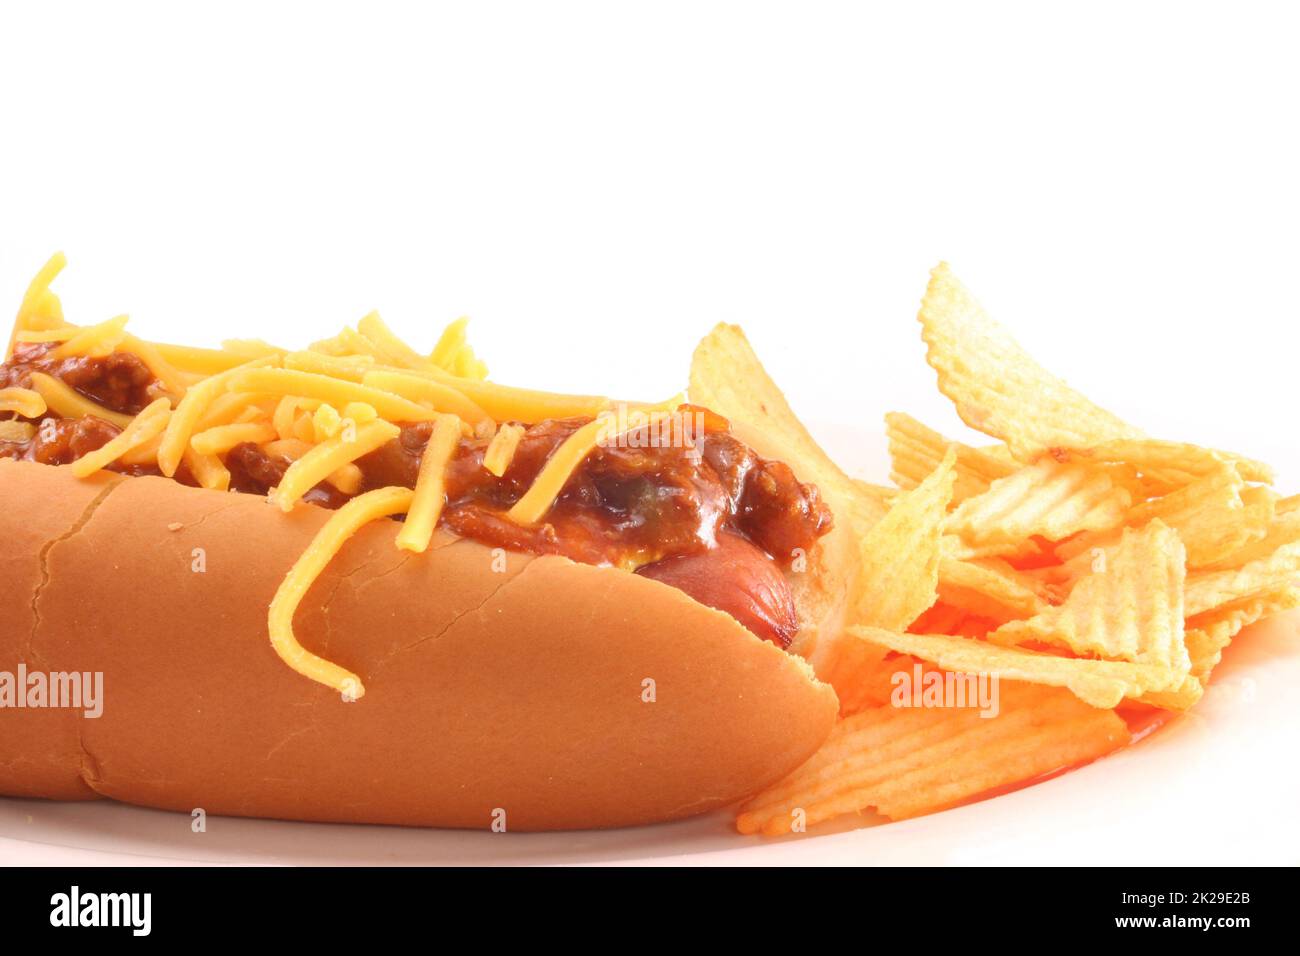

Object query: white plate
[3,429,1298,866]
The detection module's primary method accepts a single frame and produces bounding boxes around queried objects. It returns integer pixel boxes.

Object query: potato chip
[918,263,1142,458]
[885,412,1016,504]
[1126,460,1243,527]
[988,522,1188,679]
[937,555,1057,622]
[1055,464,1270,572]
[1136,674,1204,711]
[850,625,1183,708]
[943,532,1052,564]
[741,258,1299,835]
[834,653,937,715]
[908,601,973,635]
[907,602,1000,639]
[947,613,1001,639]
[1051,533,1109,574]
[850,449,955,628]
[1039,439,1274,487]
[1184,587,1300,680]
[736,683,1128,833]
[853,478,898,504]
[822,451,957,702]
[1184,628,1222,681]
[1093,461,1168,501]
[1173,485,1274,568]
[945,459,1132,553]
[1196,509,1300,574]
[1184,540,1300,617]
[980,442,1018,465]
[831,605,1002,714]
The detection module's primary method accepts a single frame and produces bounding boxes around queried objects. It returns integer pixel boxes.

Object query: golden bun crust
[0,459,837,830]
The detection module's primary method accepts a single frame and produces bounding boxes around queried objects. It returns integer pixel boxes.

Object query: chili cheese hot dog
[0,255,848,829]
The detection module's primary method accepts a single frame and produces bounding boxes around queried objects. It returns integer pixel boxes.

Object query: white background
[1,2,1297,864]
[2,1,1297,485]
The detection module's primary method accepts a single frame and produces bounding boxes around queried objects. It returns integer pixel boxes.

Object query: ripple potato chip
[850,625,1188,709]
[851,449,955,627]
[737,683,1128,833]
[1136,674,1205,711]
[1184,540,1300,617]
[946,459,1132,552]
[1038,439,1274,488]
[919,263,1143,458]
[732,262,1297,835]
[822,451,956,702]
[989,522,1189,683]
[885,411,1016,504]
[1197,508,1300,574]
[1054,468,1272,578]
[937,555,1057,622]
[1184,586,1300,680]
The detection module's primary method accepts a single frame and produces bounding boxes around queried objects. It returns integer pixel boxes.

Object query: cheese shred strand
[268,486,415,699]
[396,414,463,553]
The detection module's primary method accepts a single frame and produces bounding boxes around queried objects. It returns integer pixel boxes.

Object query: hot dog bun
[0,458,838,830]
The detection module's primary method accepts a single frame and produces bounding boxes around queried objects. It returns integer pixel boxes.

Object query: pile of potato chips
[697,263,1299,836]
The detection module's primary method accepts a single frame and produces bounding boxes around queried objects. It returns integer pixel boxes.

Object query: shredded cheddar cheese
[220,339,287,361]
[194,391,275,430]
[483,422,524,477]
[305,332,351,356]
[357,312,428,370]
[0,387,47,419]
[311,403,343,441]
[233,403,269,424]
[361,369,491,428]
[395,413,462,553]
[7,252,67,359]
[190,422,279,456]
[184,447,232,491]
[262,438,313,459]
[334,326,391,364]
[506,408,677,525]
[452,346,489,381]
[119,433,165,467]
[28,372,135,428]
[342,401,378,425]
[505,418,609,525]
[327,462,364,496]
[14,327,80,344]
[413,366,611,424]
[430,317,469,369]
[261,438,364,493]
[284,350,375,382]
[153,342,257,375]
[70,398,172,478]
[157,356,279,477]
[429,317,489,380]
[120,333,189,398]
[230,367,437,424]
[268,485,416,699]
[50,315,130,359]
[291,408,316,443]
[272,395,310,440]
[269,419,400,512]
